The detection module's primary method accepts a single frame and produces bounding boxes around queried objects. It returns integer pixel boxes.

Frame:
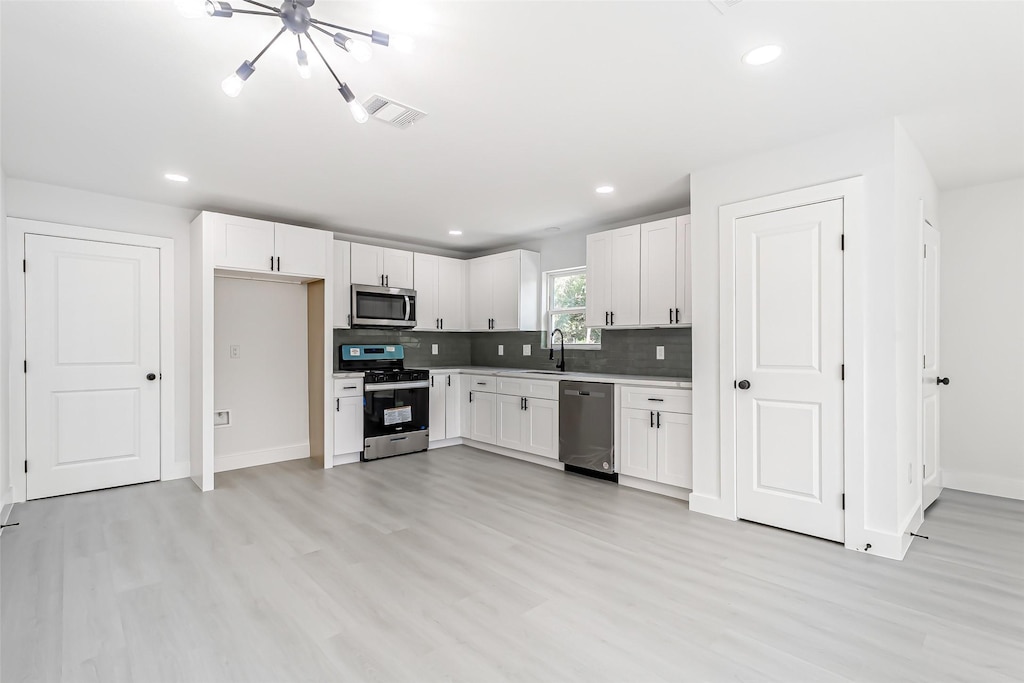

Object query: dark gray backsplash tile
[334,327,690,378]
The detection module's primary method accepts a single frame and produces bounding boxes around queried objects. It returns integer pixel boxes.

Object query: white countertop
[421,366,691,389]
[331,371,365,379]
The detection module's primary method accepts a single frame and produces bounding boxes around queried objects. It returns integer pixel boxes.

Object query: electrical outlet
[214,410,231,427]
[498,345,504,356]
[523,344,531,356]
[656,346,665,360]
[229,345,241,359]
[431,344,439,355]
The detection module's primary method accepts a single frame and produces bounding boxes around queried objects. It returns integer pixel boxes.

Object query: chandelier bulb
[296,49,311,79]
[334,33,373,63]
[222,60,254,97]
[349,100,370,124]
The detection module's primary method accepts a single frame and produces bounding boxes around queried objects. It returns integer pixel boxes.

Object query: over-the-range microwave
[351,284,417,328]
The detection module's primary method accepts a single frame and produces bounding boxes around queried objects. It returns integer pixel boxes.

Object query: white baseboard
[942,470,1024,501]
[332,452,360,466]
[214,443,310,473]
[428,437,464,450]
[618,475,689,502]
[161,461,191,481]
[462,439,564,470]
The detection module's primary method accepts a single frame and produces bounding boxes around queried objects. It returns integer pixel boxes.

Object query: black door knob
[146,373,157,381]
[937,377,950,385]
[737,380,751,390]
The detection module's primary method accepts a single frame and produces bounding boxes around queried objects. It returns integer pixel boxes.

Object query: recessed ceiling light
[448,230,463,236]
[742,45,782,66]
[164,173,189,183]
[545,227,561,233]
[595,185,614,194]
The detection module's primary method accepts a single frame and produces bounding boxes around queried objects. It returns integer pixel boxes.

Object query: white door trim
[8,218,179,504]
[718,177,867,553]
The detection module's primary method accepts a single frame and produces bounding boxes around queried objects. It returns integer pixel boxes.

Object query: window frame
[543,266,602,350]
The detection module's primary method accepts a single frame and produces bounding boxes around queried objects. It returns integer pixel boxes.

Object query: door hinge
[22,259,26,273]
[924,244,927,258]
[923,464,926,478]
[841,493,845,510]
[840,234,845,250]
[23,360,27,373]
[24,460,28,474]
[923,355,927,369]
[841,364,845,381]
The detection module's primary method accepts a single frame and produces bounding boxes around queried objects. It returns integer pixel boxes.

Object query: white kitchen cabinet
[469,390,497,444]
[444,374,461,438]
[618,388,692,488]
[586,225,640,327]
[332,240,352,328]
[467,250,541,331]
[334,395,363,456]
[429,372,447,443]
[496,394,526,450]
[274,223,327,278]
[523,397,559,460]
[640,216,691,326]
[416,255,466,330]
[494,380,559,459]
[350,244,414,288]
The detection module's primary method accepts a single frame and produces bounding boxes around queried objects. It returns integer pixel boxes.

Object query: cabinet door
[445,374,462,438]
[469,391,497,444]
[619,407,657,480]
[437,257,466,330]
[460,375,473,438]
[334,396,364,455]
[332,241,352,327]
[676,216,692,325]
[274,223,327,277]
[657,411,692,489]
[383,248,415,289]
[490,252,520,330]
[640,218,678,326]
[610,225,641,326]
[210,214,275,272]
[350,243,384,285]
[414,253,439,331]
[429,373,446,442]
[524,398,559,459]
[496,393,525,450]
[586,231,612,328]
[468,258,493,331]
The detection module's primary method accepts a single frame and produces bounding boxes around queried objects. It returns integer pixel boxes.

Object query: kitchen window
[545,267,601,348]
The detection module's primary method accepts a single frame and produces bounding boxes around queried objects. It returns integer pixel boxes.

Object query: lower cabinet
[523,397,558,460]
[469,390,498,444]
[618,387,692,489]
[428,372,462,442]
[334,395,363,456]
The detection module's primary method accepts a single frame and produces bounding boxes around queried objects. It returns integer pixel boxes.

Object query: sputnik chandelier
[176,0,414,123]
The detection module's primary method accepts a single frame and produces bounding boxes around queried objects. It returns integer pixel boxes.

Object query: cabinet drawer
[466,375,496,392]
[496,377,559,400]
[620,386,691,413]
[333,379,364,397]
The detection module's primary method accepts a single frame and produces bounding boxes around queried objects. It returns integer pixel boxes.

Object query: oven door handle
[364,380,431,392]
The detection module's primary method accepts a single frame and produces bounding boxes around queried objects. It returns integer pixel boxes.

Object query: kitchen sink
[502,369,566,376]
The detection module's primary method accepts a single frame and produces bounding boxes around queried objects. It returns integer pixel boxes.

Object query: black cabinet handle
[270,256,275,271]
[669,308,673,324]
[737,380,751,390]
[605,311,609,325]
[336,398,340,411]
[431,376,434,387]
[937,377,950,385]
[524,398,528,410]
[343,386,358,390]
[676,308,680,323]
[476,382,487,386]
[469,391,473,403]
[385,275,389,286]
[436,318,440,329]
[610,312,615,325]
[146,373,157,381]
[650,411,654,428]
[276,256,280,272]
[446,375,451,387]
[647,398,664,402]
[656,412,661,429]
[440,318,443,330]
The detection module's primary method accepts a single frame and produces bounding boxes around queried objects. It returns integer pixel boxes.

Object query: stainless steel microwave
[351,284,417,328]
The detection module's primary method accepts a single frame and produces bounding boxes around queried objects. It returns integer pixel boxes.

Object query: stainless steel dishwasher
[559,380,616,478]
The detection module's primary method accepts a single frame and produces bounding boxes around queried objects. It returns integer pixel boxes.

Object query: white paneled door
[734,199,845,542]
[922,222,943,510]
[25,235,162,499]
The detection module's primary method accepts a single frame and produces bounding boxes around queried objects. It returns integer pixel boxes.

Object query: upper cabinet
[588,215,690,328]
[207,212,327,278]
[333,240,352,328]
[415,254,466,331]
[468,250,541,331]
[586,225,641,327]
[350,244,414,289]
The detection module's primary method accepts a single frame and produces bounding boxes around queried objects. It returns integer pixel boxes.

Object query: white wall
[5,179,195,476]
[893,120,939,531]
[939,177,1024,499]
[688,118,928,558]
[213,278,309,465]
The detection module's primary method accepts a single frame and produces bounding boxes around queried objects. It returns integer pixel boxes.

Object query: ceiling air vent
[363,94,427,130]
[709,0,743,15]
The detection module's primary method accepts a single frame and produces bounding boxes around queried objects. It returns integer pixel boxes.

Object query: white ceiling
[2,1,1022,251]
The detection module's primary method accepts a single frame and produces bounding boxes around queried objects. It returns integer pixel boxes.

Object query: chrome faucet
[549,328,566,372]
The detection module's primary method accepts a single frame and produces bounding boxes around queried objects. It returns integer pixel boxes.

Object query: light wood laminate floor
[3,446,1023,682]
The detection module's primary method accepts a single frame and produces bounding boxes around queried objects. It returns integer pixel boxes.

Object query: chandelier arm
[308,23,336,40]
[309,18,371,39]
[303,31,344,88]
[241,0,280,12]
[229,9,280,16]
[250,26,289,66]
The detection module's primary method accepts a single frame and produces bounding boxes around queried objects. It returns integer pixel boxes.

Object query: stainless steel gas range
[338,345,430,460]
